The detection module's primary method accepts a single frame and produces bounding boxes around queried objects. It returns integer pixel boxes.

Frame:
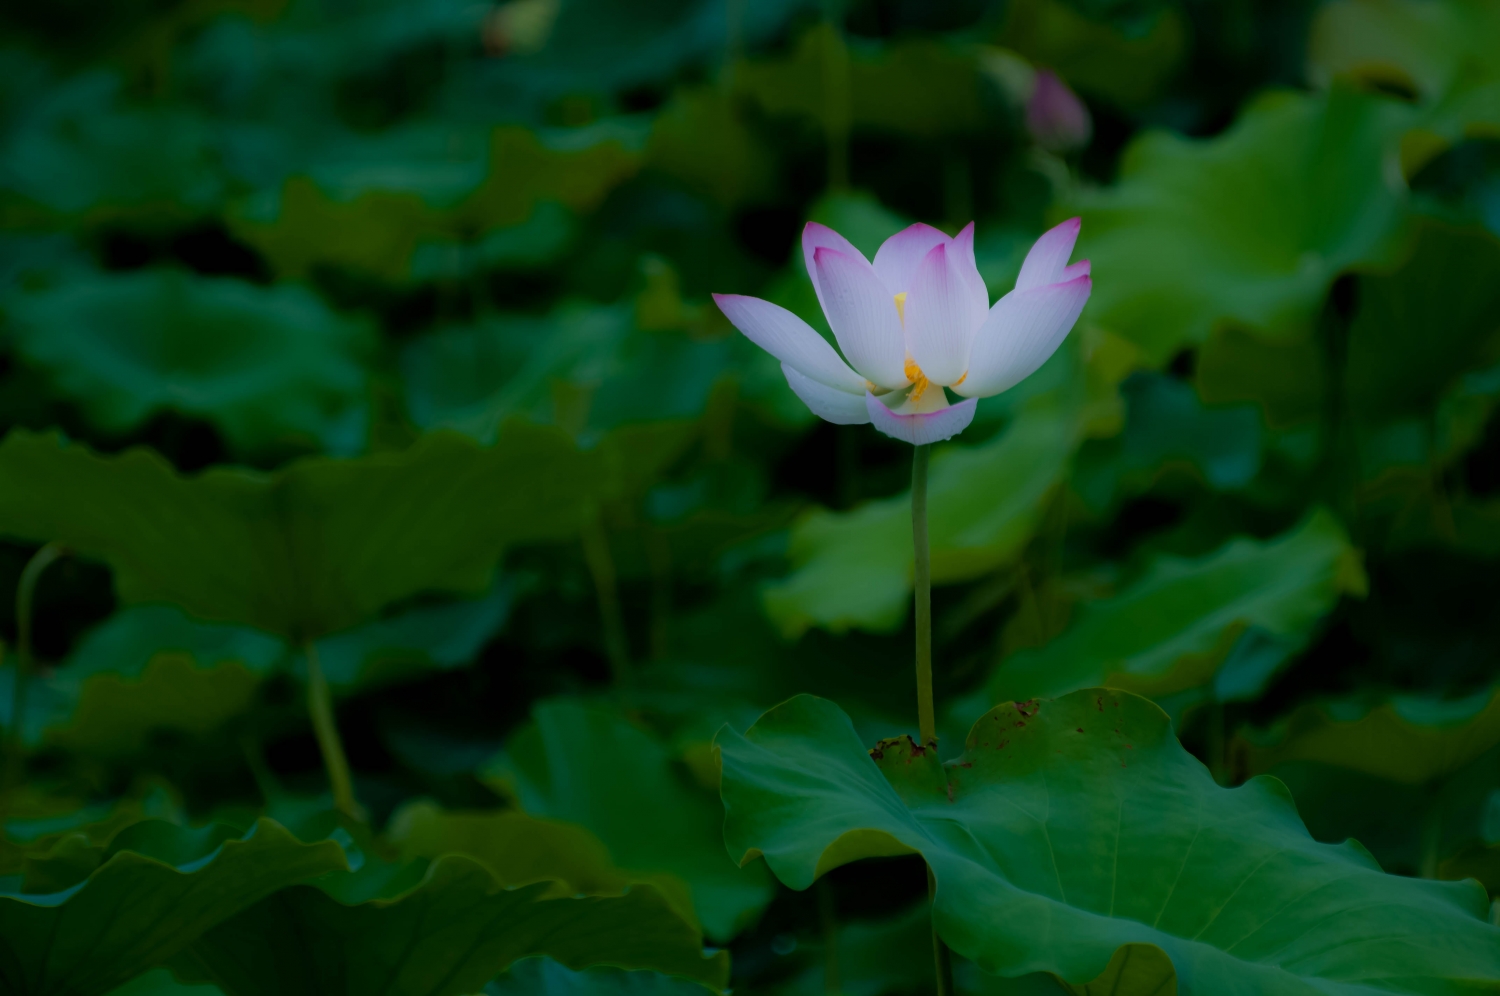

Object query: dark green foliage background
[2,0,1499,992]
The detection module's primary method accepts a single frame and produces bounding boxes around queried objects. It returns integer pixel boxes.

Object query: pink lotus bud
[1026,70,1092,153]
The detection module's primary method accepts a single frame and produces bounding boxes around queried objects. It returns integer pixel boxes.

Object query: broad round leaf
[716,692,1500,994]
[0,428,600,638]
[0,818,347,996]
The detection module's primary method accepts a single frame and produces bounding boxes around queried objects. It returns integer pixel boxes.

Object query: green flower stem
[913,445,952,996]
[913,444,935,748]
[1,542,66,816]
[305,639,360,819]
[582,515,631,685]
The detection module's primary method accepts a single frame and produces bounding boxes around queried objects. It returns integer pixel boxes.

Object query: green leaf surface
[4,269,375,458]
[1070,87,1413,363]
[965,510,1365,716]
[103,970,221,996]
[1236,684,1500,785]
[483,698,775,943]
[0,818,347,996]
[484,957,709,996]
[0,427,600,638]
[230,124,643,280]
[176,805,729,995]
[716,691,1500,994]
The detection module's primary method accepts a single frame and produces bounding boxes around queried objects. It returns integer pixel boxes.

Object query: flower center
[903,357,932,404]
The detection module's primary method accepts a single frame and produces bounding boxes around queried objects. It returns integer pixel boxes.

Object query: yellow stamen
[953,371,967,388]
[893,292,908,323]
[903,357,931,404]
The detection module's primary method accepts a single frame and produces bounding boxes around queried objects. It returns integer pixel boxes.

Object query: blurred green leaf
[999,0,1187,110]
[0,72,221,223]
[4,269,375,458]
[717,691,1500,994]
[485,958,709,996]
[176,805,729,995]
[1309,0,1500,170]
[965,510,1366,715]
[763,340,1128,636]
[231,124,644,280]
[735,25,990,139]
[1072,372,1263,512]
[1071,88,1414,363]
[0,818,347,996]
[483,697,775,943]
[311,580,512,692]
[0,427,600,638]
[1236,685,1500,785]
[104,970,221,996]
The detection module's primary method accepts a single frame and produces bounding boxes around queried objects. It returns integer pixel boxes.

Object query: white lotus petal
[782,363,870,425]
[904,242,978,387]
[713,293,866,393]
[1016,217,1082,290]
[812,247,909,390]
[865,390,978,446]
[950,222,990,327]
[873,223,950,295]
[956,274,1091,398]
[802,222,867,317]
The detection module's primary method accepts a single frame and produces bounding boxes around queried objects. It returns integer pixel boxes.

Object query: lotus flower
[1026,69,1092,153]
[713,219,1092,445]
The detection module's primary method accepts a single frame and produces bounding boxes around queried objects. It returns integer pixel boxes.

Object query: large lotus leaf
[175,806,729,995]
[966,510,1366,715]
[0,72,220,222]
[0,818,347,996]
[1235,685,1500,785]
[1309,0,1500,157]
[4,269,375,458]
[733,25,988,139]
[485,958,708,995]
[1071,373,1262,512]
[715,692,1500,994]
[761,338,1125,637]
[0,427,600,639]
[482,698,775,943]
[0,604,279,749]
[646,88,775,209]
[309,580,512,692]
[231,124,643,280]
[1069,87,1414,364]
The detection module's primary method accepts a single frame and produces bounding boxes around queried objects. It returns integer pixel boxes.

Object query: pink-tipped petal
[802,222,867,316]
[949,221,990,328]
[904,243,979,387]
[956,274,1091,399]
[873,223,950,295]
[812,247,909,390]
[866,391,978,446]
[713,293,867,393]
[1062,258,1090,280]
[1016,217,1082,291]
[782,363,870,425]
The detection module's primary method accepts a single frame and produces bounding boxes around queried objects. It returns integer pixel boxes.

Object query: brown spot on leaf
[1076,728,1084,733]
